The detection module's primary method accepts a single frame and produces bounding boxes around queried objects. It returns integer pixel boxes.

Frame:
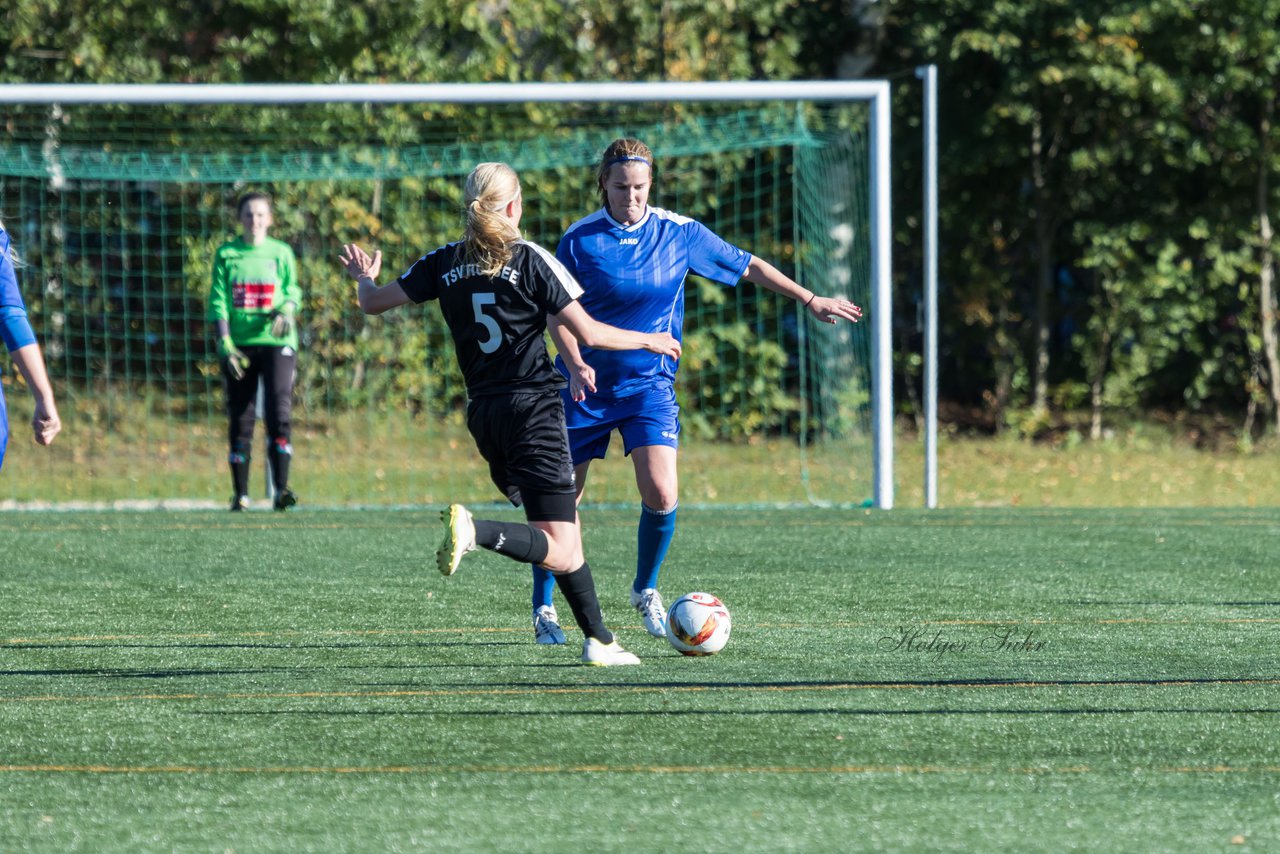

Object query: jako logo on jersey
[494,533,507,551]
[619,238,640,245]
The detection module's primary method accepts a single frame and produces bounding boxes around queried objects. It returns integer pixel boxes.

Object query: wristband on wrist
[803,292,817,307]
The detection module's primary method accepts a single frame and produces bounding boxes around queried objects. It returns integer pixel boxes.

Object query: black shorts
[466,391,577,522]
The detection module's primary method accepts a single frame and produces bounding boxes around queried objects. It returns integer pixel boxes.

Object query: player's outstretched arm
[547,314,596,401]
[743,255,863,326]
[554,301,681,359]
[339,243,410,315]
[10,342,60,446]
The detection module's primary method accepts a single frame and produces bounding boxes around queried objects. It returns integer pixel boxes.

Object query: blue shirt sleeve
[683,220,750,286]
[1,226,37,351]
[1,226,27,311]
[1,305,37,352]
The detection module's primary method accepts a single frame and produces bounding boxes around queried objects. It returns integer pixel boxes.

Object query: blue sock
[634,503,677,594]
[531,565,556,610]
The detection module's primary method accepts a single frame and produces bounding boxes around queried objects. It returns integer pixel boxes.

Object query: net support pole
[918,64,939,509]
[869,83,894,510]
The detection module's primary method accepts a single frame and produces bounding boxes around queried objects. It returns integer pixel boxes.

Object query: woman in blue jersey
[532,138,863,643]
[0,218,61,472]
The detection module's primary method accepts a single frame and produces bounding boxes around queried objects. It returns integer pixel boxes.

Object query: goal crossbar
[0,81,887,105]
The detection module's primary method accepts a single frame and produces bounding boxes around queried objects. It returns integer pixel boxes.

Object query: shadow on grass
[368,677,1280,690]
[197,707,1280,717]
[2,640,524,653]
[1064,600,1280,606]
[0,667,297,679]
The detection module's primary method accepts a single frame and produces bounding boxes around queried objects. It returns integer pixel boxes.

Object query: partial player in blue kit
[0,218,61,472]
[529,138,864,644]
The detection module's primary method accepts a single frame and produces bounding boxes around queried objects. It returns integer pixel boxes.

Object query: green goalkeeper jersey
[208,236,301,348]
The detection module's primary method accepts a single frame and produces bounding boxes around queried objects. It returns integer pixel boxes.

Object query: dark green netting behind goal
[0,102,872,508]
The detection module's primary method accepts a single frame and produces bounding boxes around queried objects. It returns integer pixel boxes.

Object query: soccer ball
[666,592,731,656]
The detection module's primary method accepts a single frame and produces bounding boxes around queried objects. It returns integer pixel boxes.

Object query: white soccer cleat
[533,605,566,645]
[630,587,668,638]
[581,637,641,666]
[436,504,476,576]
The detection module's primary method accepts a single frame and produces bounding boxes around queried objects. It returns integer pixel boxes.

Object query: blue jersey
[555,206,749,400]
[1,226,27,311]
[1,224,37,353]
[2,223,35,468]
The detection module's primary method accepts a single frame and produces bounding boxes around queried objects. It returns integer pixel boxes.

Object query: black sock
[229,459,249,496]
[554,563,613,644]
[268,438,291,491]
[474,520,550,564]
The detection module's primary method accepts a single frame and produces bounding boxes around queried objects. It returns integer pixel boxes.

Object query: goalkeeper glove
[269,301,297,338]
[217,336,249,381]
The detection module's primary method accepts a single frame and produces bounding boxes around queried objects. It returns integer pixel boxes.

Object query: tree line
[4,0,1278,439]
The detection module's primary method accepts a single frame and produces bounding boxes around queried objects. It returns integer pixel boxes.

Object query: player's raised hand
[339,243,382,281]
[644,332,682,359]
[806,294,863,325]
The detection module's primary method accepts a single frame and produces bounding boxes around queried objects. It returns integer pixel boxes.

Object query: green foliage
[680,319,796,439]
[1,1,870,86]
[883,0,1280,436]
[6,0,1280,441]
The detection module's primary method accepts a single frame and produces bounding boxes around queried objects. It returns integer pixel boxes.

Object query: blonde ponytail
[463,162,522,277]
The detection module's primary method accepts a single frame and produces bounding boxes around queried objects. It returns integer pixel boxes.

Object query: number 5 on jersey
[473,292,502,353]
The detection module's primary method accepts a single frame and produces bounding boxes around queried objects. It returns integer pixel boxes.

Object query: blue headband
[605,155,651,168]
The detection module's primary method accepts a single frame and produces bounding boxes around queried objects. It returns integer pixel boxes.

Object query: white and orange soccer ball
[666,592,731,656]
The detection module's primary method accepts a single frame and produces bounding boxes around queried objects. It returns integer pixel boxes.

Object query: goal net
[0,85,882,509]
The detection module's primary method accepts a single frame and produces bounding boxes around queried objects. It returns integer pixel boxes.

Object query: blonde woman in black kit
[339,162,681,665]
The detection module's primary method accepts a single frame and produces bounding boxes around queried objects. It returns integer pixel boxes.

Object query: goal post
[0,81,894,509]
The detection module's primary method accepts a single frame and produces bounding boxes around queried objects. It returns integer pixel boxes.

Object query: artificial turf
[1,507,1277,850]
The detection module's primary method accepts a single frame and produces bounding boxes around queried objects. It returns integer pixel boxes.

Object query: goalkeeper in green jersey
[208,192,302,511]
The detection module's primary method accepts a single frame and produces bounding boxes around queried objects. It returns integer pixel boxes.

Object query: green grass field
[2,507,1277,851]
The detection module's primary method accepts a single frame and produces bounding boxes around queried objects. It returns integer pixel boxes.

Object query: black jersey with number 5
[396,239,584,398]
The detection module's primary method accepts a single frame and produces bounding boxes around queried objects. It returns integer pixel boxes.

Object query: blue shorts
[562,383,680,466]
